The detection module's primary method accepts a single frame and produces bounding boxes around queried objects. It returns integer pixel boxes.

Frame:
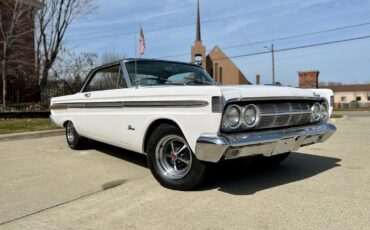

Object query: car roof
[93,58,201,71]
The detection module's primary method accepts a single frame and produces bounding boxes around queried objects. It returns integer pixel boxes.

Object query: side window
[84,65,124,91]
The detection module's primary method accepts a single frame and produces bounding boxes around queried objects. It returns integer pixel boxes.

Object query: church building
[191,0,250,85]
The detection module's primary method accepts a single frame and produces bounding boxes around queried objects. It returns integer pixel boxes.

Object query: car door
[81,63,129,146]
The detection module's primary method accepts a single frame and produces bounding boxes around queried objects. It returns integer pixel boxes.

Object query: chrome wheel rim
[66,122,76,143]
[155,135,192,180]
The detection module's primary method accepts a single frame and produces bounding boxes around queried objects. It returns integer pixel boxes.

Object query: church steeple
[191,0,206,68]
[196,0,201,42]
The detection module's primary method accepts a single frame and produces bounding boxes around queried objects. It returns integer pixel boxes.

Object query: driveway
[0,117,369,229]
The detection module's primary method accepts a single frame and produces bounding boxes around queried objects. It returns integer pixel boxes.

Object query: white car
[50,59,336,190]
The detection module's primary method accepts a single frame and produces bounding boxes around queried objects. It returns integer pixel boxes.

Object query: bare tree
[0,0,34,109]
[99,51,124,65]
[51,50,125,93]
[51,48,98,93]
[35,0,97,99]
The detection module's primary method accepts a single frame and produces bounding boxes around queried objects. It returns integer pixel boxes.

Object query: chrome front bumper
[195,123,336,163]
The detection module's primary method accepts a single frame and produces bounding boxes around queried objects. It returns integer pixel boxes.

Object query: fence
[0,79,78,113]
[335,102,370,109]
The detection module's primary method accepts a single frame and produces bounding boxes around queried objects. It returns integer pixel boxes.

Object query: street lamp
[264,44,275,84]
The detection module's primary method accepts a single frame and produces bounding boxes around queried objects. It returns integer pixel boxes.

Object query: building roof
[207,46,241,71]
[207,46,250,84]
[320,84,370,92]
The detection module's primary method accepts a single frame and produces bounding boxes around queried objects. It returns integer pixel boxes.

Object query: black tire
[264,152,291,165]
[147,124,207,190]
[65,121,87,150]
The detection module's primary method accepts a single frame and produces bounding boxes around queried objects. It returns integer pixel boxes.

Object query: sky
[64,0,370,86]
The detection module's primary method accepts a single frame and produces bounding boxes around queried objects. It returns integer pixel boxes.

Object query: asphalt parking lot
[0,117,369,229]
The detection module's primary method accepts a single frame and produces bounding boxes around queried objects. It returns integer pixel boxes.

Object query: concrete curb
[0,129,64,142]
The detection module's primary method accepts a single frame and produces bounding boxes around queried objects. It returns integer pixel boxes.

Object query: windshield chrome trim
[123,59,216,88]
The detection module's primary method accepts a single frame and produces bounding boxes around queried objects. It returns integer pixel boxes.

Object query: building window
[219,67,223,83]
[214,63,218,82]
[356,96,361,101]
[341,96,346,102]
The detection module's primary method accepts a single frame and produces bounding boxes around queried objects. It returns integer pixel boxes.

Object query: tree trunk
[39,61,49,101]
[2,46,7,110]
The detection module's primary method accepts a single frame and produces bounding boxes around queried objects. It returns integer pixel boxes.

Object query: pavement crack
[0,189,105,226]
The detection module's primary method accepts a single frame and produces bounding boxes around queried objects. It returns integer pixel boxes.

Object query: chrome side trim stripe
[67,103,86,108]
[227,96,324,104]
[85,102,124,108]
[123,100,209,108]
[51,100,208,109]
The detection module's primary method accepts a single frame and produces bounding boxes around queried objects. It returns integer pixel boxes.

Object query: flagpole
[139,24,142,58]
[134,32,137,82]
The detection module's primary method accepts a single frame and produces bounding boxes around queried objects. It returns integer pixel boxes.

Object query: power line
[223,22,370,50]
[157,21,370,58]
[67,0,309,42]
[212,34,370,61]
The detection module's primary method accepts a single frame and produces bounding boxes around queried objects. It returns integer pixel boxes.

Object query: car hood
[219,85,317,102]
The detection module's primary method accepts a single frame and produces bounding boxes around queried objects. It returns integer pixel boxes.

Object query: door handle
[84,93,91,97]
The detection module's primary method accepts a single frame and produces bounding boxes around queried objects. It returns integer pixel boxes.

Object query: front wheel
[147,124,207,190]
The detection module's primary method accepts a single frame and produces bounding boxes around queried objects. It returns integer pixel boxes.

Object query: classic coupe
[50,59,336,190]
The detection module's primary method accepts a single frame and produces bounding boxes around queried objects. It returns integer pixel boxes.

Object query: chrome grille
[256,102,312,129]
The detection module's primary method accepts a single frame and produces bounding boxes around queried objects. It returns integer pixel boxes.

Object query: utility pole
[264,44,275,84]
[271,44,275,84]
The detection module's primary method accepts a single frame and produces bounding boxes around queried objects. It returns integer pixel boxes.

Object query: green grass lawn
[0,119,61,135]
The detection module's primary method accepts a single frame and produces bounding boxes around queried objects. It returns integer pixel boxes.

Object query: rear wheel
[65,121,87,150]
[147,124,207,190]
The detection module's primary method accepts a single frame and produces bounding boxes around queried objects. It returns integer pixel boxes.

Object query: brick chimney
[298,70,319,88]
[256,74,260,85]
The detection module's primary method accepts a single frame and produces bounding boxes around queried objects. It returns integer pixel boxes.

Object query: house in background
[323,84,370,108]
[0,0,42,106]
[297,70,370,108]
[190,0,250,85]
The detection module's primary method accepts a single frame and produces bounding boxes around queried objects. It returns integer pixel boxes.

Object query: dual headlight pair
[222,102,330,131]
[222,104,260,130]
[310,102,329,122]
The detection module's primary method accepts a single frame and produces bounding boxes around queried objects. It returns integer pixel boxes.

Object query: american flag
[139,26,145,55]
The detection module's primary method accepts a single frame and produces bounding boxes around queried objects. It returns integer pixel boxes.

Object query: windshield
[125,60,216,86]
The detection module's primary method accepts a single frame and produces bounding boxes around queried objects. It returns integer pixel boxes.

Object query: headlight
[224,105,242,128]
[320,102,329,120]
[243,104,260,127]
[310,102,321,122]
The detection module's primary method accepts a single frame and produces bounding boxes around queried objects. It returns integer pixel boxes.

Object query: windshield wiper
[185,79,215,85]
